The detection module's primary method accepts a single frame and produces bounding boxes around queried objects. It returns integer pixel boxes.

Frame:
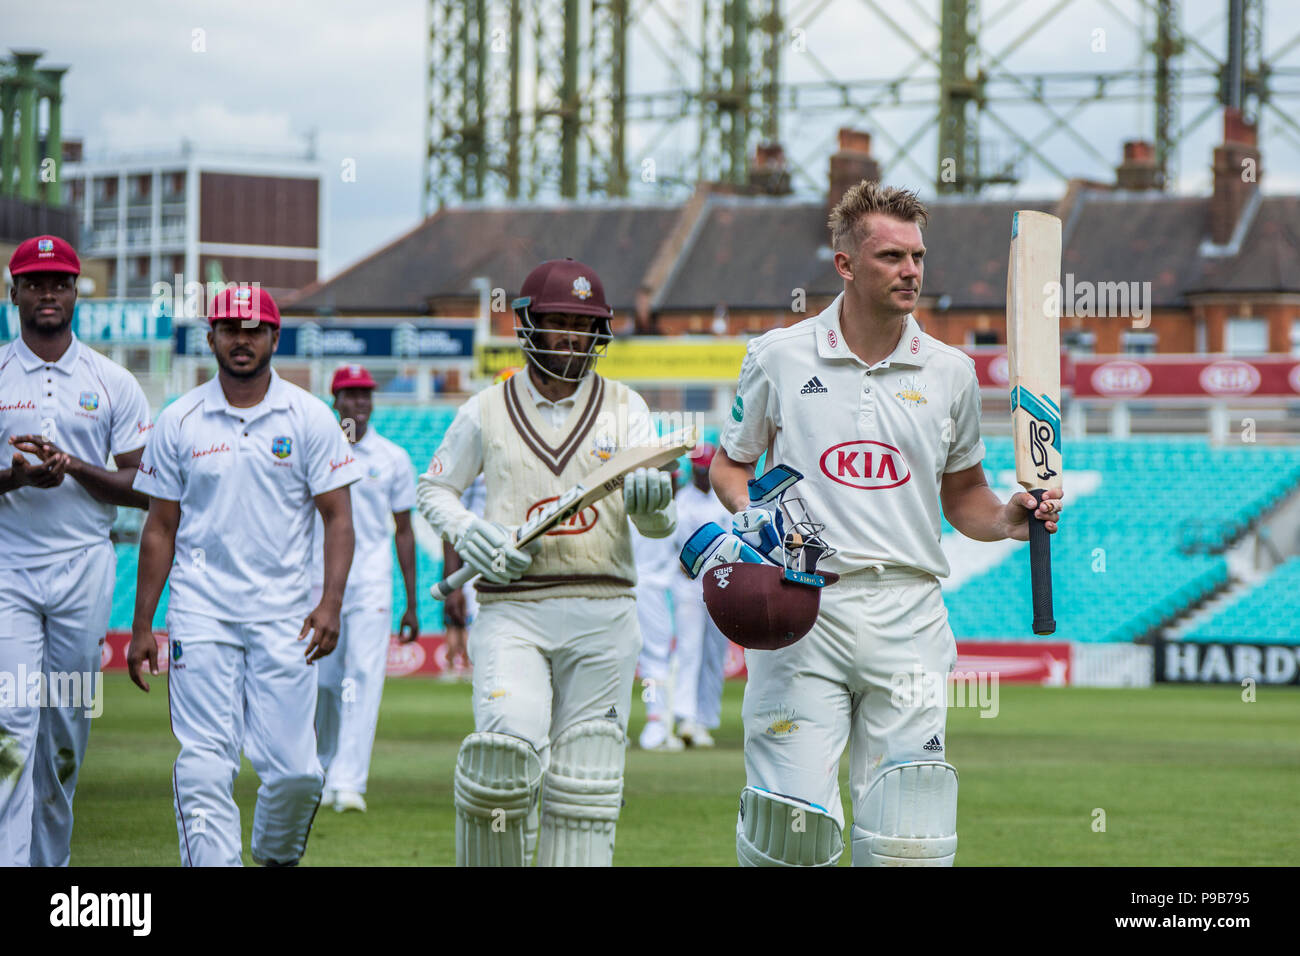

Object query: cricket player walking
[418,258,676,866]
[0,236,152,866]
[669,443,731,748]
[128,286,361,867]
[632,493,683,752]
[314,364,419,814]
[711,182,1064,866]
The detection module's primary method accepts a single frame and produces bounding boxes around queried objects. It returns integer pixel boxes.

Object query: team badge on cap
[572,276,593,300]
[271,436,293,459]
[38,238,54,253]
[79,391,99,411]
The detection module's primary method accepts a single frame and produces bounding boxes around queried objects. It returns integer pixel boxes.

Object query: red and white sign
[819,440,910,490]
[1073,355,1300,398]
[1198,360,1262,396]
[1089,360,1153,397]
[104,634,1075,686]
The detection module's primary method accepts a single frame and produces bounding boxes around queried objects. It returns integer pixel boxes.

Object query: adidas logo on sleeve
[799,376,829,395]
[923,735,943,753]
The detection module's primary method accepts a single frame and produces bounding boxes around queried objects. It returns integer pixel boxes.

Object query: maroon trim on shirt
[503,373,605,477]
[475,573,634,594]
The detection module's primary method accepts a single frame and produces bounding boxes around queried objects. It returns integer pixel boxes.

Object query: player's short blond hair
[828,181,929,253]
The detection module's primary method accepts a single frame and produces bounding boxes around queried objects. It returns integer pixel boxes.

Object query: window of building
[161,214,186,243]
[134,257,150,279]
[969,330,1000,346]
[1063,329,1096,354]
[1225,317,1269,354]
[94,177,117,203]
[1122,331,1158,354]
[164,171,186,199]
[131,174,151,202]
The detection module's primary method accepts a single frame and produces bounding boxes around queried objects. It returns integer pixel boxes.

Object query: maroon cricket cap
[9,235,80,276]
[515,258,613,319]
[331,364,377,393]
[208,286,281,328]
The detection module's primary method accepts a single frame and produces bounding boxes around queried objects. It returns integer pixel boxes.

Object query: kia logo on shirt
[819,440,911,489]
[526,496,598,535]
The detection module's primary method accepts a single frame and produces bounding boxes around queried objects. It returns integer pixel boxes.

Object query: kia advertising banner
[1073,356,1300,399]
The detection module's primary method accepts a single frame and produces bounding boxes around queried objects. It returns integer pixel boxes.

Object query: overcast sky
[10,0,1299,280]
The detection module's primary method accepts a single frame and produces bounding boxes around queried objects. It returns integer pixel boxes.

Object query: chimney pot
[837,128,872,155]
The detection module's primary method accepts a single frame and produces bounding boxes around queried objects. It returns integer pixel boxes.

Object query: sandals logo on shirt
[78,391,99,411]
[271,436,292,459]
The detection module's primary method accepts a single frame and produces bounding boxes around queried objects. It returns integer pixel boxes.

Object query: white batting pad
[851,761,958,867]
[454,732,543,867]
[537,719,626,867]
[736,786,843,867]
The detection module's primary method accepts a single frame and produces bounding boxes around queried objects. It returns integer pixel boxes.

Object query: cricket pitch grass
[72,674,1299,866]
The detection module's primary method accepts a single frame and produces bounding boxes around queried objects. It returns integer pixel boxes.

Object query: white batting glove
[732,507,786,564]
[624,467,673,516]
[454,518,538,585]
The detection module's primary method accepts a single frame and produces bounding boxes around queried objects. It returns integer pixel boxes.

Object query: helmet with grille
[511,258,614,382]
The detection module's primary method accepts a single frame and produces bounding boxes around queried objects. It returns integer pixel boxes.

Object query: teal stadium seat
[1183,557,1300,645]
[942,437,1294,642]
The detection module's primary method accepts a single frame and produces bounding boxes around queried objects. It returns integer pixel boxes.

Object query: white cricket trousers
[634,581,673,723]
[470,595,640,751]
[670,577,728,729]
[166,613,325,867]
[315,599,391,794]
[0,542,114,867]
[741,568,957,832]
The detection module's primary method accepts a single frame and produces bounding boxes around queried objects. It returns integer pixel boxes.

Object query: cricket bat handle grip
[1028,488,1055,635]
[432,564,477,601]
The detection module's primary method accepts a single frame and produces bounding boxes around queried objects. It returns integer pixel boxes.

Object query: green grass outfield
[71,674,1300,866]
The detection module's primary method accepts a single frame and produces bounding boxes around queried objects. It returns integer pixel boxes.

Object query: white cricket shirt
[310,426,416,610]
[718,292,985,578]
[0,333,152,568]
[133,369,363,624]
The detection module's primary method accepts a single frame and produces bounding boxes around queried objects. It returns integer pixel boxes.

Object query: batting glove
[731,507,786,564]
[454,518,539,585]
[624,467,673,516]
[679,522,769,580]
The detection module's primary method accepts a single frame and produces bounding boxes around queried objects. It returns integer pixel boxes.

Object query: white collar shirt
[718,292,986,578]
[311,426,416,609]
[134,369,363,623]
[0,333,152,567]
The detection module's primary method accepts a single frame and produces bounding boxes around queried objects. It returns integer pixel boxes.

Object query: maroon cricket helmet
[702,563,839,651]
[514,258,613,319]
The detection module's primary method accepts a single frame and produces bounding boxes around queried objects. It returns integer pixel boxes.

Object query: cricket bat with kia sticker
[432,429,697,600]
[1006,210,1063,635]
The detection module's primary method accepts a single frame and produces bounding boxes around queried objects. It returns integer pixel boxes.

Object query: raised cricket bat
[432,428,697,599]
[1006,210,1063,635]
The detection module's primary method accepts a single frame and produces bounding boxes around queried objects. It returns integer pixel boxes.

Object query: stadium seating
[1182,556,1300,645]
[106,413,1298,646]
[942,437,1297,643]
